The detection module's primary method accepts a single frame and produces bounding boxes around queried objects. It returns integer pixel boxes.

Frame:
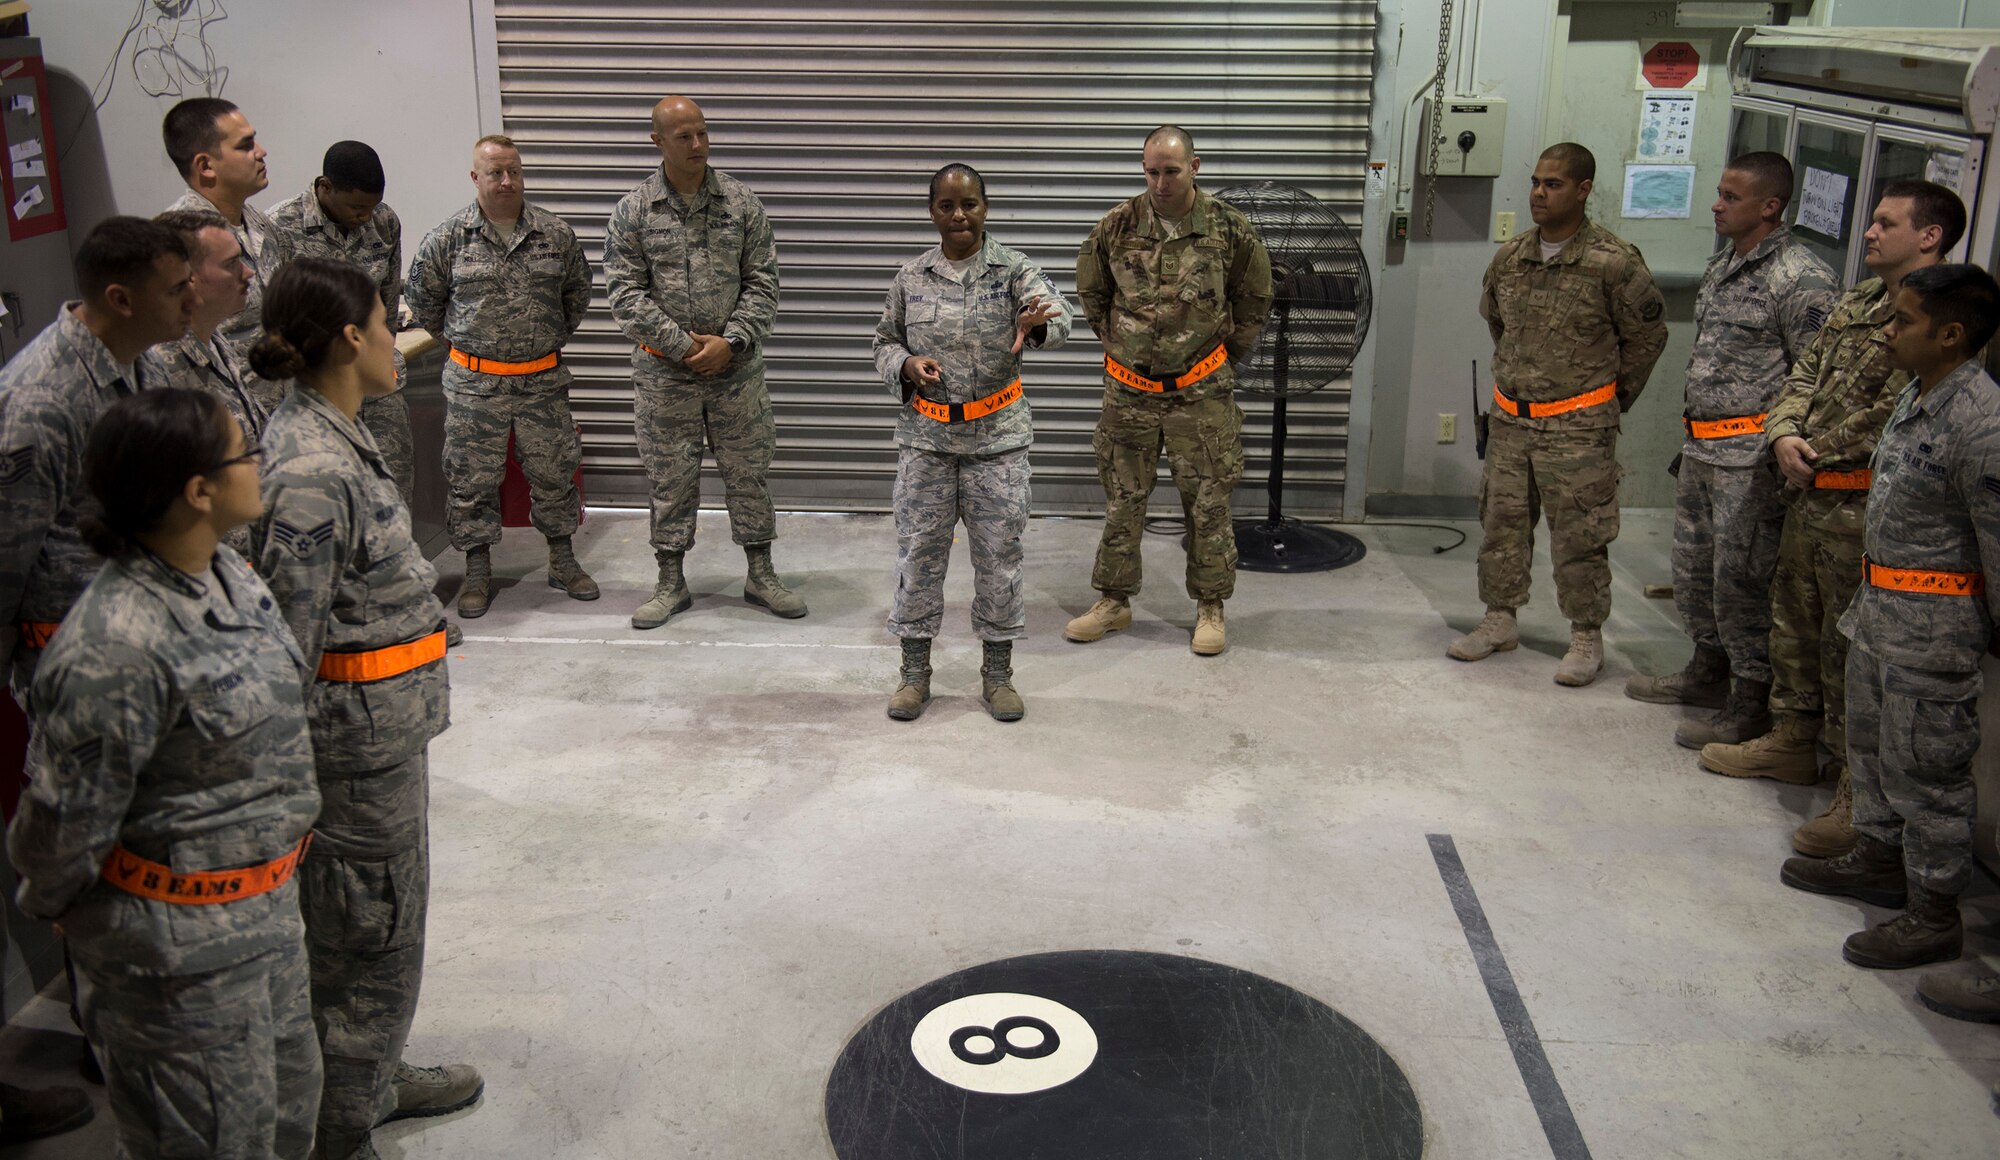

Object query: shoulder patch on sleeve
[1803,305,1829,333]
[1983,475,2000,500]
[0,446,35,486]
[68,737,102,767]
[269,518,336,559]
[1640,298,1664,322]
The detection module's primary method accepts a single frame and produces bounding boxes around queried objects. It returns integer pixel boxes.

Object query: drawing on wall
[1621,164,1695,219]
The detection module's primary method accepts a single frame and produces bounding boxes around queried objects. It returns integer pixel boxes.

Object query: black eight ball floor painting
[825,950,1424,1158]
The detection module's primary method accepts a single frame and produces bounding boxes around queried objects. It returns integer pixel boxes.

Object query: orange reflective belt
[101,834,311,906]
[1814,469,1872,490]
[1491,381,1619,419]
[911,379,1023,423]
[16,620,59,650]
[1685,412,1767,439]
[1865,556,1986,596]
[316,629,447,683]
[1104,344,1228,393]
[449,348,559,375]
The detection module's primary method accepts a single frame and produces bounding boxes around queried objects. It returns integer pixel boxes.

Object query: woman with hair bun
[250,257,480,1158]
[8,387,322,1156]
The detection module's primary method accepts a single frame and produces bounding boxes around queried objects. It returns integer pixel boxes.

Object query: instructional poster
[1636,91,1697,162]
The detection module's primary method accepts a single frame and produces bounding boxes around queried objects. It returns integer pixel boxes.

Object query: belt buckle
[1152,367,1183,391]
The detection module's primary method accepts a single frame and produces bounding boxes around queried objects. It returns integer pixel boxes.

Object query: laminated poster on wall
[1636,92,1697,163]
[1622,164,1695,219]
[1634,39,1708,92]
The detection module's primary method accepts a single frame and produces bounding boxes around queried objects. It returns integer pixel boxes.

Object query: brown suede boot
[1674,677,1772,749]
[546,536,599,601]
[980,640,1025,721]
[1791,766,1856,858]
[1916,964,2000,1023]
[1624,642,1728,707]
[887,638,932,721]
[457,545,492,618]
[1843,882,1962,970]
[1780,833,1906,907]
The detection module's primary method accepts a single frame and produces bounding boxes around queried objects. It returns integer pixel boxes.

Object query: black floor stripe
[1428,833,1594,1160]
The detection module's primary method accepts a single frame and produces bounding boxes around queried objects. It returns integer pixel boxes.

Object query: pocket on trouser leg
[90,994,261,1158]
[301,846,430,954]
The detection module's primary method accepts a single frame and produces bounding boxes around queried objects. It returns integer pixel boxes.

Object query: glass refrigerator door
[1871,127,1982,264]
[1791,113,1872,286]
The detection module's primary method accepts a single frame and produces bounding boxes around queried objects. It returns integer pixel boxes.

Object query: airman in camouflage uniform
[255,345,471,1155]
[1628,155,1838,750]
[0,219,190,696]
[873,164,1073,721]
[271,143,417,508]
[405,135,596,619]
[1454,143,1668,687]
[1780,264,2000,972]
[604,96,802,628]
[11,540,322,1158]
[1699,181,1963,859]
[1067,126,1272,656]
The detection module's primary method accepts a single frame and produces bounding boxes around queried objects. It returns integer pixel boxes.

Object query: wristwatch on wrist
[726,335,748,355]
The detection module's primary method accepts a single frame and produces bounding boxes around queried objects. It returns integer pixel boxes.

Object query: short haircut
[928,163,986,203]
[1539,142,1596,184]
[81,389,235,558]
[75,216,189,300]
[322,140,386,195]
[153,207,231,254]
[1899,262,2000,353]
[1882,179,1968,255]
[474,133,518,154]
[163,97,240,179]
[1144,125,1195,156]
[1725,151,1794,209]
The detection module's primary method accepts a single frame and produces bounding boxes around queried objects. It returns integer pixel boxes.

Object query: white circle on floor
[909,991,1099,1095]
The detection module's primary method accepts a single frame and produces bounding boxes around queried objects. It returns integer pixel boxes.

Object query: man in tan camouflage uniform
[1625,153,1837,748]
[604,95,802,628]
[1451,142,1668,686]
[1700,181,1963,860]
[1066,125,1272,656]
[1779,263,2000,972]
[271,141,417,508]
[405,134,597,618]
[161,98,292,411]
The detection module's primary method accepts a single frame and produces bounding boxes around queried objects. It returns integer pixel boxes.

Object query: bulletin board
[0,51,65,242]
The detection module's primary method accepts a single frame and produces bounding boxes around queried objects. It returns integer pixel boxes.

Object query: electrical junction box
[1424,96,1507,178]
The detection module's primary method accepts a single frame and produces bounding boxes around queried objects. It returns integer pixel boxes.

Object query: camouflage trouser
[1845,643,1980,895]
[443,386,582,550]
[1090,387,1244,601]
[302,751,429,1140]
[1672,457,1785,682]
[1769,515,1864,771]
[633,363,777,553]
[360,353,415,510]
[889,445,1030,641]
[77,936,320,1159]
[1476,418,1620,626]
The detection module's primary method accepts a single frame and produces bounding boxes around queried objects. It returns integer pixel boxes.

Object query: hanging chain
[1424,0,1455,238]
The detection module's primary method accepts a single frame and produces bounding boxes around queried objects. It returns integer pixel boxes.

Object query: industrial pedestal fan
[1213,182,1373,572]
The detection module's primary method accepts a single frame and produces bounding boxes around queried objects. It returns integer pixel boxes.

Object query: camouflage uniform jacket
[872,234,1073,455]
[1075,187,1273,404]
[1763,277,1909,536]
[269,186,404,324]
[164,189,293,369]
[604,165,781,379]
[404,200,591,397]
[9,546,319,976]
[1683,226,1839,467]
[1480,219,1669,431]
[1839,360,2000,673]
[0,307,165,688]
[255,386,449,773]
[155,332,267,446]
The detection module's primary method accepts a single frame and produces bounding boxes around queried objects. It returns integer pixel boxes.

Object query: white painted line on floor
[460,634,891,651]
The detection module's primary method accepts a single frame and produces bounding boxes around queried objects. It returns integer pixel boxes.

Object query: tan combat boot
[888,638,932,721]
[1624,642,1728,707]
[1673,677,1772,749]
[1064,596,1131,643]
[1698,712,1820,784]
[1843,883,1962,970]
[1447,607,1518,661]
[1191,600,1226,656]
[545,535,600,601]
[631,551,692,630]
[1791,765,1856,858]
[1553,625,1603,687]
[384,1060,484,1122]
[457,545,492,619]
[980,640,1025,721]
[744,543,808,618]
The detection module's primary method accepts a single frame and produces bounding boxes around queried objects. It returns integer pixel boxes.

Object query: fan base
[1233,519,1366,573]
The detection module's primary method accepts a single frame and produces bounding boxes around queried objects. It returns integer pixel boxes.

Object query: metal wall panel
[493,1,1375,514]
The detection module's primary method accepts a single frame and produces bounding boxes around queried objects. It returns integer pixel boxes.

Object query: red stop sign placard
[1642,41,1702,88]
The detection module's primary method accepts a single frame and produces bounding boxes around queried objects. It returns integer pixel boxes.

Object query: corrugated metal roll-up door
[493,1,1375,515]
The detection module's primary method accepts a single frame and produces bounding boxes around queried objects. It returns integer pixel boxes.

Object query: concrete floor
[2,507,1996,1158]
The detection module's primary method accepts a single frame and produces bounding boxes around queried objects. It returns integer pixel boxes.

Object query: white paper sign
[8,93,33,115]
[1622,164,1695,219]
[1636,92,1697,162]
[1927,150,1964,193]
[7,138,41,164]
[11,183,45,221]
[1796,166,1851,239]
[1366,160,1387,199]
[11,158,44,180]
